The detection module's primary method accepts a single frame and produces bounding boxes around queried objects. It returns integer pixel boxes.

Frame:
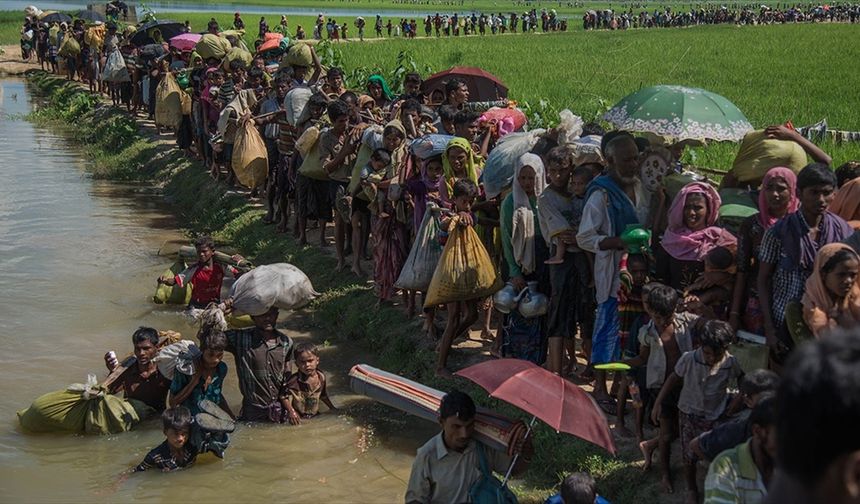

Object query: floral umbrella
[603,85,753,142]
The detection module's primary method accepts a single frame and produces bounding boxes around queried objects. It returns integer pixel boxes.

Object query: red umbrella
[421,66,509,103]
[455,359,616,456]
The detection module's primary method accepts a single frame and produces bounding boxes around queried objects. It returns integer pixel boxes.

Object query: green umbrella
[604,85,753,142]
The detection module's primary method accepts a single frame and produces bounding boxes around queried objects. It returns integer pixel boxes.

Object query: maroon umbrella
[421,66,508,103]
[456,359,616,455]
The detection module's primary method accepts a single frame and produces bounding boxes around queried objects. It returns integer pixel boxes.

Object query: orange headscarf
[801,243,860,338]
[829,177,860,230]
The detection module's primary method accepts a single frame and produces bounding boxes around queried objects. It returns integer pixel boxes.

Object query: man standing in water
[406,391,532,503]
[221,304,294,422]
[105,327,171,413]
[577,133,651,408]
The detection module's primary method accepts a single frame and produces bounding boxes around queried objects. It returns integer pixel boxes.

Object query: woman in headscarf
[729,167,798,334]
[496,153,550,362]
[801,243,860,339]
[441,136,480,199]
[828,177,860,229]
[655,181,737,290]
[366,74,394,110]
[348,120,407,277]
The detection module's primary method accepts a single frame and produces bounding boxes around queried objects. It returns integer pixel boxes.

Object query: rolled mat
[349,364,526,455]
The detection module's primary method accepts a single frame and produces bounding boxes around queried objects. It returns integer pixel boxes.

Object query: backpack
[468,443,518,504]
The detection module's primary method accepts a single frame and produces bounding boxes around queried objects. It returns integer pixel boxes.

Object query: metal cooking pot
[517,281,548,318]
[493,282,520,314]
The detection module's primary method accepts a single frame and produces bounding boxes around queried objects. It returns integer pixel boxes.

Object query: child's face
[426,160,443,182]
[383,131,404,152]
[799,184,836,217]
[165,427,189,451]
[824,257,860,299]
[296,350,319,375]
[370,157,387,172]
[202,348,223,369]
[331,114,349,134]
[247,75,262,91]
[453,194,475,213]
[643,301,671,331]
[701,345,726,367]
[209,74,224,87]
[196,245,214,264]
[570,173,590,197]
[232,68,245,81]
[252,307,279,330]
[628,260,648,287]
[547,162,571,190]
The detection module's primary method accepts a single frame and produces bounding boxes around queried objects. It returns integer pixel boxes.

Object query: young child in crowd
[685,245,736,315]
[622,283,697,491]
[134,407,197,472]
[359,148,393,217]
[652,319,743,502]
[614,254,650,437]
[545,165,594,269]
[436,179,481,378]
[545,472,611,504]
[281,342,337,425]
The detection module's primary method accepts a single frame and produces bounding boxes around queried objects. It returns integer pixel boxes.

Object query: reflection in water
[0,80,434,502]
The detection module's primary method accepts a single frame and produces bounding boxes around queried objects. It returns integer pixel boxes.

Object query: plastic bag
[410,134,455,160]
[731,130,807,185]
[228,263,319,316]
[396,206,444,291]
[232,119,269,189]
[424,218,503,307]
[153,340,201,380]
[195,33,232,60]
[297,127,329,181]
[480,107,527,138]
[101,50,130,83]
[480,129,545,199]
[556,109,584,146]
[17,375,146,434]
[155,72,183,129]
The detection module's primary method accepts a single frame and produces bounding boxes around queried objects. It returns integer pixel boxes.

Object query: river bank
[23,70,686,503]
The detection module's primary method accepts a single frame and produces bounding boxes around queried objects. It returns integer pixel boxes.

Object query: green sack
[728,341,768,374]
[17,381,146,434]
[222,47,253,72]
[195,33,232,60]
[284,42,312,67]
[154,260,192,305]
[469,443,518,504]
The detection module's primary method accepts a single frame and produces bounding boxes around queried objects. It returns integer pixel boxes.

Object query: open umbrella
[422,66,508,102]
[456,359,616,456]
[604,85,753,142]
[40,12,72,24]
[130,20,186,47]
[169,32,201,52]
[75,10,105,23]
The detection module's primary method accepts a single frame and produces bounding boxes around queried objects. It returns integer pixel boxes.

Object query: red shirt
[175,262,228,305]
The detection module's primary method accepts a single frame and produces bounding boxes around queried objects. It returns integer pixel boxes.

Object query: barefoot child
[436,179,482,377]
[134,407,197,472]
[652,319,743,503]
[622,283,697,492]
[614,254,651,437]
[280,342,337,425]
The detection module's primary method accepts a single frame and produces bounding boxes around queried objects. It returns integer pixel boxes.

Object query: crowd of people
[17,11,860,503]
[583,2,859,30]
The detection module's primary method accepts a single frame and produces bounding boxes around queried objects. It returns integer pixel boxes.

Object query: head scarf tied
[442,136,480,197]
[758,167,799,230]
[367,74,394,101]
[801,243,860,338]
[511,153,546,274]
[829,177,860,229]
[661,181,737,261]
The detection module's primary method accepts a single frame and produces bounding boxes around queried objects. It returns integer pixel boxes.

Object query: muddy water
[0,79,435,502]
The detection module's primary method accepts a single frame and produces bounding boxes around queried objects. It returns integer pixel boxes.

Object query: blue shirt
[169,361,228,415]
[545,493,610,504]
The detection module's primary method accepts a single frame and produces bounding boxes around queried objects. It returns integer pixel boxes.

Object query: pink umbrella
[169,33,202,52]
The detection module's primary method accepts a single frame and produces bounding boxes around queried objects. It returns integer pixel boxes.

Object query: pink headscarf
[758,166,799,230]
[662,181,737,261]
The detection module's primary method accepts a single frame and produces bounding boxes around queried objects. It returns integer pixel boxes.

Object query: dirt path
[0,45,41,75]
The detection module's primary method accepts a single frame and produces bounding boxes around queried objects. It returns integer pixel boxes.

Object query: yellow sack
[155,72,183,130]
[58,36,81,57]
[180,90,192,116]
[424,218,503,307]
[195,34,232,60]
[154,260,192,305]
[297,127,328,181]
[730,130,807,185]
[84,25,105,49]
[232,119,269,189]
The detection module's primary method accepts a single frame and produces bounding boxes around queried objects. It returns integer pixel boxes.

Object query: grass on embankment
[26,70,675,504]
